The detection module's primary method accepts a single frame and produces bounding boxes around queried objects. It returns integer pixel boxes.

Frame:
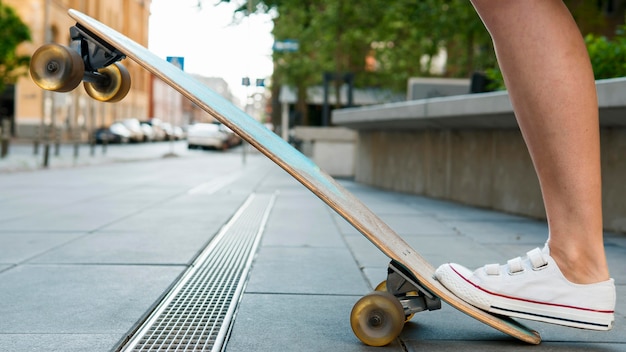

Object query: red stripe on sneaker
[449,264,614,314]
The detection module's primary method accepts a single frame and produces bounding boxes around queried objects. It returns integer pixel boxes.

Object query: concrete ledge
[333,78,626,129]
[332,78,626,233]
[292,126,357,178]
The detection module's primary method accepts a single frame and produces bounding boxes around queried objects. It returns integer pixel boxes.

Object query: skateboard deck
[40,9,541,345]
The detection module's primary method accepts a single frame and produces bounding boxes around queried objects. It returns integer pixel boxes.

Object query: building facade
[6,0,152,140]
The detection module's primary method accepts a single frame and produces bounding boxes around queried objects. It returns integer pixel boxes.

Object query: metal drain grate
[120,193,275,352]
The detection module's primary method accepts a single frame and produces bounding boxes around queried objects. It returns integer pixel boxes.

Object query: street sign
[273,39,299,52]
[166,56,185,71]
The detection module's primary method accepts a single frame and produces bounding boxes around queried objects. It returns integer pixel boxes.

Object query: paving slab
[0,334,117,352]
[261,193,345,248]
[245,246,370,296]
[0,265,183,334]
[225,293,404,352]
[405,340,626,352]
[28,230,214,265]
[0,231,84,264]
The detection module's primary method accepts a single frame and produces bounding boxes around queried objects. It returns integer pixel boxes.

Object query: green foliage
[0,1,31,93]
[226,0,494,93]
[585,27,626,80]
[486,27,626,91]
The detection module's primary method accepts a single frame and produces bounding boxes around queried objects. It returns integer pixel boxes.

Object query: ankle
[549,244,610,284]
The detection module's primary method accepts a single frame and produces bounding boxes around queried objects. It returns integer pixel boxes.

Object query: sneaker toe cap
[435,263,491,310]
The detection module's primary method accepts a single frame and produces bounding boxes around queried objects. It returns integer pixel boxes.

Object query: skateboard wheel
[374,280,417,322]
[83,62,131,102]
[30,43,84,92]
[350,291,404,346]
[374,280,387,292]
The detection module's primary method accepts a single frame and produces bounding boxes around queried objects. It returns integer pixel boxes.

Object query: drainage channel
[120,193,275,352]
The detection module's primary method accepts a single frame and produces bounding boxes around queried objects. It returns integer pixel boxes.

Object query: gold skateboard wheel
[30,43,84,92]
[83,62,131,102]
[350,291,404,346]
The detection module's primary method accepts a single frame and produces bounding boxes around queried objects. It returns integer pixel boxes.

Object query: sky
[148,0,274,101]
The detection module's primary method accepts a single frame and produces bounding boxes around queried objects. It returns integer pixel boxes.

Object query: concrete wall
[292,126,357,178]
[355,129,545,216]
[334,78,626,234]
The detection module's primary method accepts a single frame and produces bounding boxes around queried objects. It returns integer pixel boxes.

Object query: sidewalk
[0,149,623,351]
[0,140,190,173]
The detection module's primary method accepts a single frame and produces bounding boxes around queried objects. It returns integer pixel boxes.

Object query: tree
[221,1,495,125]
[222,1,626,125]
[0,1,31,94]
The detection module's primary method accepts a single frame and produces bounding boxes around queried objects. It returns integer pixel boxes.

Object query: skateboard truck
[69,23,125,86]
[29,22,131,102]
[386,260,441,314]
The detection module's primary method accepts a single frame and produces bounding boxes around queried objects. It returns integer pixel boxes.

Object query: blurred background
[0,0,625,147]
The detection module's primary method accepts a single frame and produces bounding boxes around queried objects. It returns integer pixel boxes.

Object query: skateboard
[29,9,541,347]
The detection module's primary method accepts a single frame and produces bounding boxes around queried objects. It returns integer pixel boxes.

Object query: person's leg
[435,0,615,330]
[472,0,608,283]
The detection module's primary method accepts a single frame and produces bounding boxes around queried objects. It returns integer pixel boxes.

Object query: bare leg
[470,0,609,284]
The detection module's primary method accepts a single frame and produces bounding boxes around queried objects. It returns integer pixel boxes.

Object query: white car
[120,118,145,143]
[187,123,231,150]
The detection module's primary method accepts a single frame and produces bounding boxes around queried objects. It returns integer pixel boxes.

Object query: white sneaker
[434,244,615,330]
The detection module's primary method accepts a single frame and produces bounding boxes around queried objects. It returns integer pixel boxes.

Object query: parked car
[221,124,241,147]
[172,125,185,140]
[187,123,232,150]
[142,118,167,141]
[140,122,155,142]
[120,118,145,143]
[93,122,132,144]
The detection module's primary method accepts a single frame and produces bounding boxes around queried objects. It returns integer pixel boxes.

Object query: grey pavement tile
[443,219,548,244]
[245,246,370,295]
[533,319,625,345]
[605,243,626,284]
[362,266,392,290]
[414,201,530,222]
[0,205,142,231]
[0,334,119,352]
[29,230,214,265]
[0,264,184,334]
[95,186,187,203]
[342,234,393,268]
[605,232,626,247]
[261,194,345,248]
[154,192,246,209]
[225,293,404,352]
[405,340,625,352]
[0,231,84,264]
[99,205,236,233]
[616,285,625,322]
[379,214,458,236]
